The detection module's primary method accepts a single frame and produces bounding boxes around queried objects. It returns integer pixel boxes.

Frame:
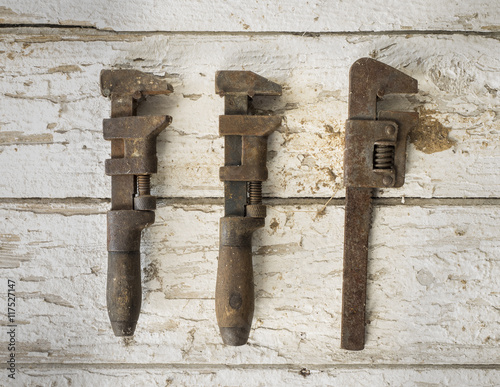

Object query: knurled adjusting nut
[246,204,266,218]
[134,195,157,211]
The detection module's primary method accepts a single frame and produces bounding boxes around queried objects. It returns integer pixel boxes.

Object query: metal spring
[248,182,262,204]
[137,175,151,196]
[373,144,395,170]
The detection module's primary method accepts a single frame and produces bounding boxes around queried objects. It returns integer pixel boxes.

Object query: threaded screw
[248,181,262,204]
[137,175,151,196]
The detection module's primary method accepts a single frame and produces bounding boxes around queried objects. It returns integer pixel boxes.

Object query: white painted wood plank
[14,366,500,387]
[1,1,498,32]
[1,32,498,199]
[1,203,499,364]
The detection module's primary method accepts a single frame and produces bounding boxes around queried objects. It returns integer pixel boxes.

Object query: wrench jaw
[215,71,282,97]
[215,71,282,346]
[101,70,173,337]
[348,58,418,120]
[342,59,419,350]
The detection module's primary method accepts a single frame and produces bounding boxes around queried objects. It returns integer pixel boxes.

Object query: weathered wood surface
[1,1,498,32]
[13,366,500,387]
[1,5,500,384]
[1,203,499,365]
[0,31,499,199]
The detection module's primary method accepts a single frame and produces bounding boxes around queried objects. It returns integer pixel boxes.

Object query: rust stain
[48,65,82,74]
[409,107,456,154]
[0,131,53,145]
[269,218,279,233]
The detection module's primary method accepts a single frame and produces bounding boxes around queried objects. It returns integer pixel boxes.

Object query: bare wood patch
[48,65,82,74]
[0,131,53,146]
[409,107,456,154]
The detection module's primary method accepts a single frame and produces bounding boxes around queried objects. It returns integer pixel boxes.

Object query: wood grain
[1,203,499,364]
[1,8,499,383]
[14,366,500,386]
[1,1,498,32]
[0,32,498,199]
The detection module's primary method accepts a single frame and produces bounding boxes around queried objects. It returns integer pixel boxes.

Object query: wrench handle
[107,251,142,337]
[215,244,255,346]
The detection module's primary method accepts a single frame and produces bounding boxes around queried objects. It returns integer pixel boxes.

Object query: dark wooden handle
[215,244,255,346]
[107,251,142,337]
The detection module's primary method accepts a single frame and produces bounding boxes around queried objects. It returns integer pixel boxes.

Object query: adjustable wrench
[341,58,419,350]
[101,70,173,336]
[215,71,282,346]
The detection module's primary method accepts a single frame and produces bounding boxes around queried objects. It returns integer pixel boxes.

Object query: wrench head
[100,69,174,99]
[348,58,418,119]
[215,71,282,98]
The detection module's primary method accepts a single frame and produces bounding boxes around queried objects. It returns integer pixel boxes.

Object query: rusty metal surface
[107,210,155,252]
[101,69,173,337]
[222,95,248,217]
[341,187,372,350]
[104,116,171,175]
[107,251,142,337]
[348,58,418,119]
[378,110,419,186]
[219,115,282,136]
[215,71,282,97]
[101,70,174,99]
[215,71,282,346]
[345,120,399,188]
[219,116,281,182]
[341,58,419,350]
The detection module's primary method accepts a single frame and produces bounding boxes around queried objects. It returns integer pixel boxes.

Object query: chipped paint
[182,93,202,101]
[0,233,31,268]
[0,18,499,385]
[0,131,53,146]
[48,65,82,73]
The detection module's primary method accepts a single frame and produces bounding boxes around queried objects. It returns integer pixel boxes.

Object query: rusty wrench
[215,71,282,346]
[341,58,419,350]
[101,70,173,336]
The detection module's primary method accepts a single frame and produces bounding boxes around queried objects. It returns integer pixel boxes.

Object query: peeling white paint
[1,204,499,366]
[0,7,499,384]
[0,1,498,32]
[0,33,499,199]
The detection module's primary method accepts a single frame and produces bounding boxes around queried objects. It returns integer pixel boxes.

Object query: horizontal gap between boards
[13,362,500,371]
[3,197,500,208]
[0,25,498,38]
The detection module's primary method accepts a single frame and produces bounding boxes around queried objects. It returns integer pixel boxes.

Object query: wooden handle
[107,251,142,337]
[215,216,264,345]
[216,244,255,346]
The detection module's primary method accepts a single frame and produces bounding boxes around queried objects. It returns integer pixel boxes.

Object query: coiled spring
[373,143,395,170]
